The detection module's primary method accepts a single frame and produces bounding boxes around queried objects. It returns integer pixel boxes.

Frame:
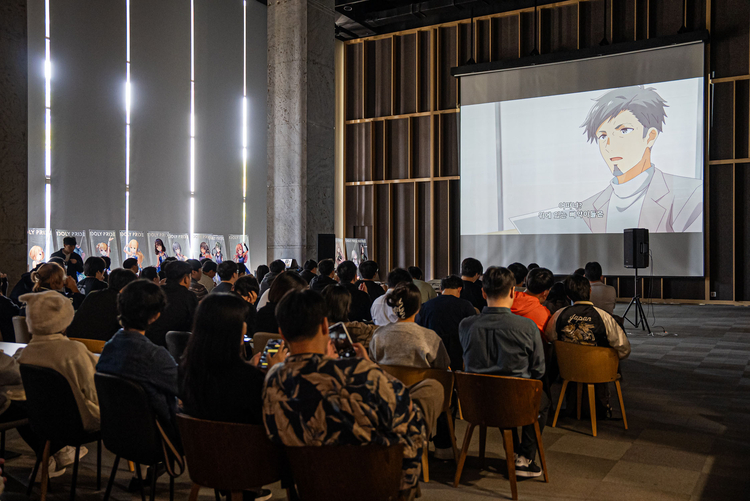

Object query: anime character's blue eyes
[619,127,634,135]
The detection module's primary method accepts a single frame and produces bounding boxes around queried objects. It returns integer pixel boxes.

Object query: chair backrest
[12,317,30,343]
[378,365,454,413]
[165,331,191,361]
[69,337,106,354]
[454,372,543,429]
[286,445,404,501]
[252,332,282,356]
[176,414,283,491]
[94,372,164,465]
[20,364,88,444]
[554,341,619,383]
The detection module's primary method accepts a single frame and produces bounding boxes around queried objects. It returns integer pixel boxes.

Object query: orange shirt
[511,291,551,341]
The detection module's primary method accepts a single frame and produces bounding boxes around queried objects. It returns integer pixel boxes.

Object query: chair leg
[587,384,597,437]
[1,430,5,457]
[97,438,102,490]
[445,411,460,462]
[576,383,582,420]
[479,425,487,468]
[169,475,174,501]
[40,440,51,501]
[421,444,430,482]
[128,461,135,472]
[188,483,200,501]
[453,423,476,488]
[69,444,81,501]
[615,380,628,430]
[552,380,569,427]
[214,488,222,501]
[103,455,120,501]
[28,456,42,497]
[135,463,146,501]
[149,464,158,501]
[502,429,518,501]
[534,422,549,483]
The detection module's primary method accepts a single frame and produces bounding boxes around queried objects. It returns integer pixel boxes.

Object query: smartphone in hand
[259,339,283,369]
[328,322,357,359]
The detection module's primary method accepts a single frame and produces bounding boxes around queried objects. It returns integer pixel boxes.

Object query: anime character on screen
[172,242,187,261]
[212,242,223,264]
[125,239,144,269]
[335,244,344,266]
[29,246,45,268]
[96,237,113,258]
[350,250,359,267]
[75,243,85,259]
[579,85,702,233]
[154,238,168,271]
[359,243,367,263]
[235,243,249,264]
[200,242,212,261]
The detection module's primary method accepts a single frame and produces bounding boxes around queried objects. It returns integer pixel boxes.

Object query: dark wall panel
[540,4,577,53]
[491,15,520,62]
[710,82,734,161]
[345,44,363,121]
[396,34,417,115]
[438,26,457,110]
[711,0,749,78]
[709,165,734,300]
[386,119,409,179]
[736,164,750,301]
[392,183,415,269]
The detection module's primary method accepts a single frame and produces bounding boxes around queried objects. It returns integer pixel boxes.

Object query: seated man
[264,289,442,497]
[585,261,617,315]
[199,260,217,293]
[507,262,529,292]
[370,268,413,326]
[459,258,486,311]
[77,257,108,296]
[259,260,285,297]
[187,259,208,301]
[356,260,386,302]
[336,261,372,322]
[146,261,198,347]
[408,266,437,304]
[511,267,554,339]
[212,261,238,294]
[300,259,317,284]
[51,236,84,279]
[309,258,337,293]
[123,258,139,275]
[66,268,138,341]
[459,267,548,478]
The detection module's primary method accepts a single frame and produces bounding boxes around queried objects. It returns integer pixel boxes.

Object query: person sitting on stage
[51,236,84,279]
[512,267,555,339]
[585,261,617,315]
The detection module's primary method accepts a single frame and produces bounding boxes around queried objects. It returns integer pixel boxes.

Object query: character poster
[120,230,147,271]
[88,230,120,270]
[357,239,368,263]
[192,233,215,261]
[229,234,251,270]
[168,233,190,262]
[334,238,345,266]
[210,235,226,264]
[345,238,360,267]
[147,231,171,270]
[54,229,89,262]
[27,228,49,271]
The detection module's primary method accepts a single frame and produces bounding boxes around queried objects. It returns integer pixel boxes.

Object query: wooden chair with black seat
[453,372,549,501]
[12,316,30,344]
[551,340,627,437]
[378,365,459,482]
[68,337,106,354]
[177,413,294,501]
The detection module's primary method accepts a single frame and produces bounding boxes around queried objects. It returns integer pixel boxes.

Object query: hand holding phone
[259,339,284,369]
[328,322,357,359]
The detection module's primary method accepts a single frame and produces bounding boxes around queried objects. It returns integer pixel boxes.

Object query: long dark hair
[180,293,248,410]
[322,284,351,323]
[154,238,165,255]
[267,271,308,304]
[386,283,422,320]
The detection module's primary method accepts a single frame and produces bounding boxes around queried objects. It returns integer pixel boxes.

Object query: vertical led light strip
[44,0,52,257]
[190,0,196,248]
[241,0,248,240]
[125,0,131,236]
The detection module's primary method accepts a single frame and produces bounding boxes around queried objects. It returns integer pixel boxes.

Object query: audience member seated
[24,262,85,311]
[459,267,548,478]
[371,268,413,326]
[543,282,570,314]
[408,266,437,304]
[263,289,443,497]
[527,263,539,271]
[585,261,617,315]
[237,264,247,277]
[51,236,84,279]
[544,274,631,418]
[259,260,285,298]
[199,260,218,293]
[212,261,238,294]
[123,258,139,275]
[9,263,42,306]
[254,272,307,334]
[416,275,476,372]
[0,273,20,341]
[322,284,377,348]
[356,260,386,302]
[140,266,160,284]
[309,258,337,293]
[187,259,208,301]
[507,262,529,292]
[512,267,555,339]
[574,268,586,276]
[460,257,486,311]
[336,261,372,322]
[300,260,317,283]
[234,275,260,335]
[66,268,138,342]
[146,261,198,347]
[255,265,269,285]
[97,280,179,441]
[77,257,108,296]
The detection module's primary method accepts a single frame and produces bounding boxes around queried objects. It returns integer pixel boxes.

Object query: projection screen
[459,42,705,276]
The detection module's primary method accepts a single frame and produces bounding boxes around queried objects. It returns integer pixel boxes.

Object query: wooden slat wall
[342,0,750,305]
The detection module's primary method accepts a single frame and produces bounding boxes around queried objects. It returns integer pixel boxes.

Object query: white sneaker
[47,457,66,478]
[54,445,88,468]
[434,447,455,460]
[515,455,542,478]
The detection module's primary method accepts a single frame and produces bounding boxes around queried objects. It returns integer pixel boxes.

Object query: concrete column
[267,0,335,264]
[0,0,29,284]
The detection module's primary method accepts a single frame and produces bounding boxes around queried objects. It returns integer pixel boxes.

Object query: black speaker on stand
[623,228,652,335]
[317,234,335,262]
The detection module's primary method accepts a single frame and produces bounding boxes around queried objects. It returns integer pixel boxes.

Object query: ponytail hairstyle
[385,283,422,320]
[31,262,66,291]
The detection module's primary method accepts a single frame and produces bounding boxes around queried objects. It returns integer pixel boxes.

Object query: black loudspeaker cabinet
[317,234,335,261]
[624,228,649,269]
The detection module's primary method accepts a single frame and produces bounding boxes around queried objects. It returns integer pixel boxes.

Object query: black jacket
[51,249,84,277]
[341,283,372,322]
[259,271,281,299]
[0,295,20,342]
[355,280,386,303]
[9,274,34,307]
[416,294,477,371]
[146,282,198,347]
[65,288,120,341]
[254,302,278,334]
[310,275,337,293]
[461,279,487,311]
[300,270,316,284]
[77,277,108,296]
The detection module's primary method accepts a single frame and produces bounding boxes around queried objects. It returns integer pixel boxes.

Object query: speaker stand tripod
[623,268,653,335]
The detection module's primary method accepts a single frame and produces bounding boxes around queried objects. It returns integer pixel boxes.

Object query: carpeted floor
[3,304,749,501]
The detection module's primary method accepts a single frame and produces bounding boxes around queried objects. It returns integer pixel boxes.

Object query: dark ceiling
[333,0,556,40]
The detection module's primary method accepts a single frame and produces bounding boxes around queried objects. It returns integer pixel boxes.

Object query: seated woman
[23,262,85,311]
[321,284,378,349]
[253,272,307,334]
[369,283,450,370]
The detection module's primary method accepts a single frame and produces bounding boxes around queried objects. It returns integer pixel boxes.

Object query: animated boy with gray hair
[579,85,702,233]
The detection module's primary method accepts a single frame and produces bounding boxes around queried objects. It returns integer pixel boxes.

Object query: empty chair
[176,414,290,501]
[20,364,102,501]
[12,316,30,343]
[165,331,191,361]
[286,444,403,501]
[551,341,627,437]
[95,373,183,501]
[68,337,106,354]
[453,372,549,500]
[378,365,459,481]
[252,332,282,356]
